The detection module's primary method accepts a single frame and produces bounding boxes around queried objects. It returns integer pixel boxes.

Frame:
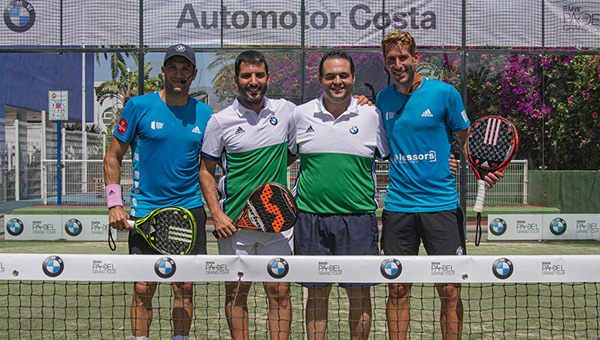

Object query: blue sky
[94,51,218,88]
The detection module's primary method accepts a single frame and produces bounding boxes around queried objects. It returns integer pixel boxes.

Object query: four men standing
[107,31,503,339]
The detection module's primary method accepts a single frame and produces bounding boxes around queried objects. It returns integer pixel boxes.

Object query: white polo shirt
[289,96,389,215]
[201,96,296,219]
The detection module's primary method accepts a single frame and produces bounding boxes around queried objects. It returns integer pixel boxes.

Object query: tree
[95,60,162,135]
[208,50,386,105]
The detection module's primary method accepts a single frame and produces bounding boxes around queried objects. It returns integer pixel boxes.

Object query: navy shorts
[129,206,208,255]
[380,208,466,256]
[294,211,379,289]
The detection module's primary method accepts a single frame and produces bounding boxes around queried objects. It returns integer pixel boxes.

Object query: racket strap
[108,228,116,251]
[475,212,482,247]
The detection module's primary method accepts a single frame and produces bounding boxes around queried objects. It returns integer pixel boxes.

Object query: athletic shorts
[380,208,466,256]
[129,206,208,255]
[217,227,294,255]
[294,211,379,289]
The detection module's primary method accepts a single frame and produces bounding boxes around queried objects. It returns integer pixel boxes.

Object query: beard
[238,83,267,105]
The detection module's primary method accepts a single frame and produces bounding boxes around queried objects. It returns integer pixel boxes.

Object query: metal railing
[41,160,132,206]
[40,159,527,207]
[288,159,528,208]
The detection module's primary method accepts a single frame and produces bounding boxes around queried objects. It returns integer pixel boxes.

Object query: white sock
[132,337,149,340]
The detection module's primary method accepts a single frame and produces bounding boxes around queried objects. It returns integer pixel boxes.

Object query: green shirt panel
[296,153,376,215]
[223,143,288,219]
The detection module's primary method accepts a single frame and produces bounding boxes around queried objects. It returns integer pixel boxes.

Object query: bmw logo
[154,257,176,279]
[549,217,567,236]
[42,256,64,277]
[175,44,186,52]
[267,257,289,279]
[6,218,24,236]
[349,126,359,134]
[492,257,514,280]
[380,259,402,280]
[4,0,35,33]
[64,218,83,237]
[489,218,507,236]
[269,117,278,125]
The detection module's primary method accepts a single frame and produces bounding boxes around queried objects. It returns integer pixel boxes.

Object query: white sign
[543,214,600,240]
[487,214,544,241]
[4,214,109,241]
[487,214,600,241]
[48,91,68,120]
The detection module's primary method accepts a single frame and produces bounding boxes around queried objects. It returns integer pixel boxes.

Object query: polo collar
[315,95,359,119]
[233,96,274,117]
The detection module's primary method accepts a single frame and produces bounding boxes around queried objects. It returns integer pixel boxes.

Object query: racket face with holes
[134,207,196,255]
[235,182,298,233]
[467,116,519,179]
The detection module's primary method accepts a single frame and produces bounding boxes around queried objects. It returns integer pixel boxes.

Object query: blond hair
[381,30,417,57]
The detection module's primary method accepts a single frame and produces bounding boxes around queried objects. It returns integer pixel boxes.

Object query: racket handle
[473,180,486,213]
[127,220,134,229]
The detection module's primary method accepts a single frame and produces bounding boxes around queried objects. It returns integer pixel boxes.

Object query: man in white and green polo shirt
[199,50,295,340]
[289,50,389,340]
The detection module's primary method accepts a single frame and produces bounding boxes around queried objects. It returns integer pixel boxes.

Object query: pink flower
[490,67,495,71]
[568,97,573,103]
[486,81,492,86]
[593,112,598,119]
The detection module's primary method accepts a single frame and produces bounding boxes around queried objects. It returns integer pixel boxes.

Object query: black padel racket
[108,207,197,255]
[213,182,298,238]
[467,116,519,245]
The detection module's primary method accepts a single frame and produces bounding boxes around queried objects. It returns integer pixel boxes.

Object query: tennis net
[0,254,599,339]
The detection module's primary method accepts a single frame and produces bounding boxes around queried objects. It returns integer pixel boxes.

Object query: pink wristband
[105,184,123,208]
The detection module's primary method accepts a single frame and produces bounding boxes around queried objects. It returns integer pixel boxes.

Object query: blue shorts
[294,211,379,289]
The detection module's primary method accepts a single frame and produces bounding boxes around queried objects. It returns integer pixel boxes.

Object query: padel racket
[467,116,519,245]
[213,182,298,238]
[108,206,197,255]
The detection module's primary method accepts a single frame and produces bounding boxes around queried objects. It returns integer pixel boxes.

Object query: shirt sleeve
[375,108,390,160]
[287,106,298,156]
[445,85,470,132]
[200,115,224,160]
[112,98,139,144]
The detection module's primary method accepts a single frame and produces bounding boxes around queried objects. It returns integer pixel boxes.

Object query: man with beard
[199,50,295,340]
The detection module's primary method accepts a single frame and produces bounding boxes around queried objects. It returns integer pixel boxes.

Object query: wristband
[105,184,123,208]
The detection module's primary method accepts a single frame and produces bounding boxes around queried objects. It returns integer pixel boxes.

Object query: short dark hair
[318,51,355,78]
[235,50,268,77]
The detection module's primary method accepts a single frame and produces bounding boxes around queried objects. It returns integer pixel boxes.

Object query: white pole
[62,125,66,195]
[14,118,20,201]
[523,160,528,205]
[41,110,47,205]
[82,51,87,193]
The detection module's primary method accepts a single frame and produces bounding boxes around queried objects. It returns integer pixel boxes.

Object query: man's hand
[108,206,131,231]
[449,154,458,175]
[353,94,374,106]
[484,171,504,188]
[212,210,238,239]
